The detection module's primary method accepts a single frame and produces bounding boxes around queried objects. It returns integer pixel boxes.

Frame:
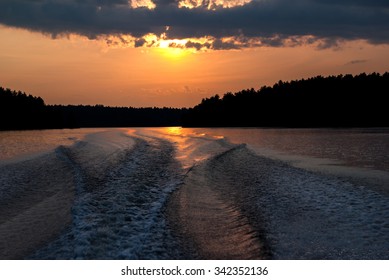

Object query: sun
[158,39,191,60]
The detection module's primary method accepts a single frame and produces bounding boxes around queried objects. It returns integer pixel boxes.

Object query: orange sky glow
[0,1,388,108]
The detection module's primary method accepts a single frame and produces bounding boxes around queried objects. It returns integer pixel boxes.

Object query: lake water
[0,128,388,259]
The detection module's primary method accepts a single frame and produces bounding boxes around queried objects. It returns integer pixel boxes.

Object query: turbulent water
[0,128,388,259]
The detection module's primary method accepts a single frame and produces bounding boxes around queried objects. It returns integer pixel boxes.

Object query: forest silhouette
[0,87,184,130]
[1,72,388,130]
[183,72,389,127]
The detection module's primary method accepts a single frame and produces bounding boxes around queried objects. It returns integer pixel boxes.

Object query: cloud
[0,0,388,50]
[346,59,368,65]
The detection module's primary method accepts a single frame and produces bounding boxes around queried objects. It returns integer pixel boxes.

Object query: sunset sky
[1,0,388,108]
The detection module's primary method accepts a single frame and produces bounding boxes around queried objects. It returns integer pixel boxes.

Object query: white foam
[30,132,186,259]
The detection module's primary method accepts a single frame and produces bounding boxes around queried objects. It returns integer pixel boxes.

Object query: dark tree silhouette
[182,72,389,127]
[1,72,388,130]
[49,105,185,128]
[0,87,185,130]
[0,87,48,130]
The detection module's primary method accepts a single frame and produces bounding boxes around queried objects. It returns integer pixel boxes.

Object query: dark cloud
[0,0,388,49]
[312,0,389,8]
[134,37,147,47]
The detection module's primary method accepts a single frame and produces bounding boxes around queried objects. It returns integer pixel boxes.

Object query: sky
[0,0,388,108]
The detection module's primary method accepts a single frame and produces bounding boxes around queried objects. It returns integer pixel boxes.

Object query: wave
[29,131,188,259]
[169,143,389,259]
[167,144,270,260]
[1,128,388,259]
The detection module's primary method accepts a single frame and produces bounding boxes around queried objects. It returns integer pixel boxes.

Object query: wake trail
[169,143,389,259]
[167,144,270,260]
[201,145,389,259]
[6,128,387,260]
[31,135,188,259]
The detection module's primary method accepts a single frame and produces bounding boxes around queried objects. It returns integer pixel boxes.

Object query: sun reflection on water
[164,127,184,136]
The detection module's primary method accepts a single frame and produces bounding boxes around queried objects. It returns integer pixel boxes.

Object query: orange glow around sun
[157,39,191,59]
[1,25,389,108]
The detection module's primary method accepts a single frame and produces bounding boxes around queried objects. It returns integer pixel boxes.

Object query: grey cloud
[134,37,147,47]
[312,0,389,8]
[212,38,241,50]
[346,59,368,65]
[185,40,211,50]
[0,0,388,49]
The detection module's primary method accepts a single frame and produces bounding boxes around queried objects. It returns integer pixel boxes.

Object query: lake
[0,127,388,259]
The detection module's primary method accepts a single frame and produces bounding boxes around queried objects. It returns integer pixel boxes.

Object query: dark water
[192,128,389,172]
[0,128,388,259]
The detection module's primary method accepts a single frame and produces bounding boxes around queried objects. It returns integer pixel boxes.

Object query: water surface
[0,127,388,259]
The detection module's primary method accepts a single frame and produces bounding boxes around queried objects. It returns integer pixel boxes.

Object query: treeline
[50,105,185,128]
[182,72,389,127]
[1,72,388,130]
[0,87,49,130]
[0,87,184,130]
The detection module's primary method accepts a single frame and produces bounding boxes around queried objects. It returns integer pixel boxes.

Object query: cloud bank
[0,0,388,49]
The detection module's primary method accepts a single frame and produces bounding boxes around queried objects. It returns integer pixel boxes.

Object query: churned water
[0,128,388,259]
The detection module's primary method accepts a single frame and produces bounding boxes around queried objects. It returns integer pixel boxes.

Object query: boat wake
[0,128,388,259]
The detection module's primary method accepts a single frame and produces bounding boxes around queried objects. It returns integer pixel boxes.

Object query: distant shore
[2,73,388,130]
